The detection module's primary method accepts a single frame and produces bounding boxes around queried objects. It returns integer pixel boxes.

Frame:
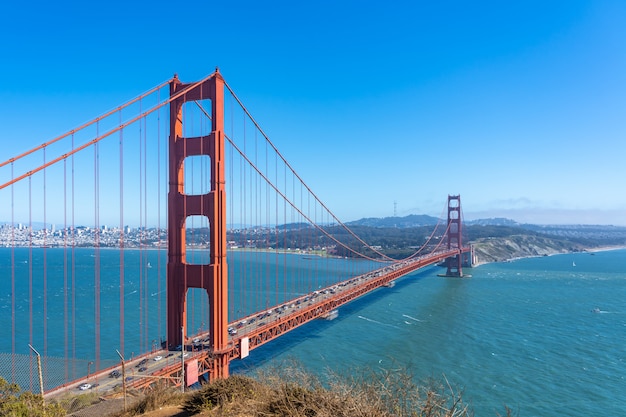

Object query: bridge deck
[127,248,465,391]
[45,248,468,396]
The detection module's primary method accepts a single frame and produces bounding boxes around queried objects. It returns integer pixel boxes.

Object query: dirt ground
[139,405,189,417]
[66,398,191,417]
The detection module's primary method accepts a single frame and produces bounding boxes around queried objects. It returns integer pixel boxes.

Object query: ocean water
[1,248,625,415]
[234,249,626,417]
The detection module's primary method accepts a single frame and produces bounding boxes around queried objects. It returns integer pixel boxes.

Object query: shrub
[0,377,65,417]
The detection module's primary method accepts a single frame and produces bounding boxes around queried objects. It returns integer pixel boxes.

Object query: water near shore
[1,248,625,415]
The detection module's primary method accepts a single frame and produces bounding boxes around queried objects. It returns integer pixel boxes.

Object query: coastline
[584,245,626,253]
[471,240,626,267]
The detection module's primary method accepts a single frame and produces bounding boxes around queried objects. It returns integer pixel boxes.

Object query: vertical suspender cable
[71,133,76,380]
[28,176,33,389]
[43,147,48,385]
[294,176,298,296]
[301,181,305,297]
[63,158,68,381]
[254,128,258,315]
[241,114,246,317]
[142,103,149,352]
[315,199,319,292]
[240,103,244,319]
[255,129,260,316]
[261,130,266,312]
[94,128,101,372]
[252,121,258,316]
[137,105,148,352]
[274,149,278,311]
[282,162,286,307]
[119,112,125,357]
[10,163,15,382]
[146,111,151,348]
[157,88,162,344]
[241,112,247,320]
[306,190,311,294]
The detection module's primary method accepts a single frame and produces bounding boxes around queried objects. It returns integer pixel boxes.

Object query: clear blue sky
[1,0,625,226]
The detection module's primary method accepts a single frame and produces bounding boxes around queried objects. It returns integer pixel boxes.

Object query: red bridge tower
[166,70,230,379]
[445,195,464,277]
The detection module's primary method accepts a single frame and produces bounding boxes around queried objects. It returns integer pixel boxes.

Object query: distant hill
[471,235,586,265]
[465,217,520,227]
[341,214,626,263]
[347,214,440,228]
[348,215,525,228]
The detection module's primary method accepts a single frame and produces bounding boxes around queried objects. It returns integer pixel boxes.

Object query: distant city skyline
[1,1,625,227]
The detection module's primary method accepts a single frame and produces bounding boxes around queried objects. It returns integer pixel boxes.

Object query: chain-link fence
[0,352,119,393]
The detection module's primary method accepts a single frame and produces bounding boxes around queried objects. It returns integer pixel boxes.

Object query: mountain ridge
[347,214,626,229]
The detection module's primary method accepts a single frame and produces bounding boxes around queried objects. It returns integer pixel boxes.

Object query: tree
[0,377,64,417]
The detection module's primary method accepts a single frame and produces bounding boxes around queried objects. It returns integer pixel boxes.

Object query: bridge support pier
[167,69,230,380]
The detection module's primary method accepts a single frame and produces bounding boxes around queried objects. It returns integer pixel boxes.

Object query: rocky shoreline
[470,234,623,266]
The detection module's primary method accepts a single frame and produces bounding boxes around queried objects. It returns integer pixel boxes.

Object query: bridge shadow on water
[230,265,441,375]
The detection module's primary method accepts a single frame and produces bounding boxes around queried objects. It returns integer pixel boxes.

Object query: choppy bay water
[235,249,626,416]
[1,247,625,415]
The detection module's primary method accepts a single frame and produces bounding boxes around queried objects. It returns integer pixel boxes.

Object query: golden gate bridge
[0,69,471,394]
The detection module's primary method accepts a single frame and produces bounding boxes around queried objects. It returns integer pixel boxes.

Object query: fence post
[28,344,45,403]
[116,349,127,412]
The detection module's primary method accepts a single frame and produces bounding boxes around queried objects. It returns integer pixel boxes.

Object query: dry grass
[112,386,186,417]
[101,361,520,417]
[183,375,261,415]
[176,362,476,417]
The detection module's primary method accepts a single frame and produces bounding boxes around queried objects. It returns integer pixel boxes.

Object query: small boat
[572,261,576,267]
[322,310,339,320]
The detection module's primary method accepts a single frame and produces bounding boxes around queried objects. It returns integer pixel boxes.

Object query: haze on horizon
[0,1,624,227]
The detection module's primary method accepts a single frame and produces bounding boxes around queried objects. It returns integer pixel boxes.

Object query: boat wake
[358,315,400,329]
[402,314,423,322]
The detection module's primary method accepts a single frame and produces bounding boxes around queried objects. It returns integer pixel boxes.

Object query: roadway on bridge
[49,249,460,396]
